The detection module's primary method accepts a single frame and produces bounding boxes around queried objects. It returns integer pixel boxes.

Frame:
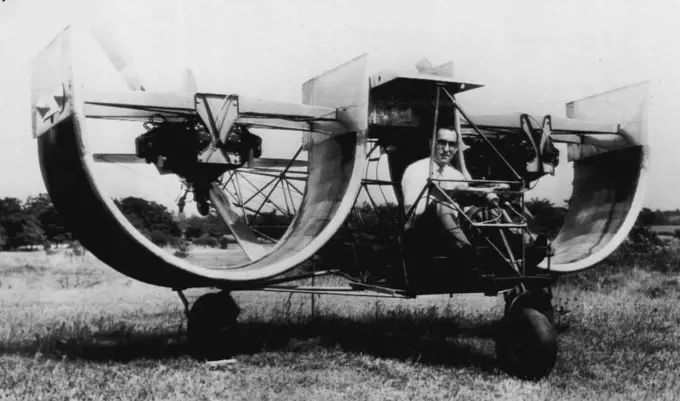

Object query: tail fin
[566,81,649,143]
[566,82,649,161]
[301,54,369,150]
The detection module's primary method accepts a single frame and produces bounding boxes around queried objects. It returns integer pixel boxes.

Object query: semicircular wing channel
[540,82,650,273]
[32,26,369,288]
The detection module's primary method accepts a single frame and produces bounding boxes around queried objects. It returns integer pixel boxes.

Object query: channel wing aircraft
[31,25,648,379]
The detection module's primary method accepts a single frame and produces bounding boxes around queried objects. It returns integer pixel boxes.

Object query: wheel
[496,307,557,380]
[187,292,240,361]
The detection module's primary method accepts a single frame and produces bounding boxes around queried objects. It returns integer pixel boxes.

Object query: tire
[496,307,557,380]
[506,290,554,326]
[187,292,240,361]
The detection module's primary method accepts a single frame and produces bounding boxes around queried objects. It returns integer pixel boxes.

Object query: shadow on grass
[0,330,189,363]
[236,315,500,371]
[1,313,501,372]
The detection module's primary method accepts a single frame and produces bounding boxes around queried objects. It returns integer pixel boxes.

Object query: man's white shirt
[401,157,469,218]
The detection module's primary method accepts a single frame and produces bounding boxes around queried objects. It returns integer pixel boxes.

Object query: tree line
[637,208,680,226]
[0,193,635,252]
[0,194,71,250]
[0,194,238,251]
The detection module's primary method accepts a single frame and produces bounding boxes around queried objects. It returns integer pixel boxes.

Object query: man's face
[433,128,458,166]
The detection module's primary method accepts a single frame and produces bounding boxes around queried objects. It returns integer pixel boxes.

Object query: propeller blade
[249,158,307,169]
[93,153,144,163]
[89,5,147,92]
[93,154,307,170]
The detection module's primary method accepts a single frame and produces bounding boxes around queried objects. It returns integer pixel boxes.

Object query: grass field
[1,247,680,400]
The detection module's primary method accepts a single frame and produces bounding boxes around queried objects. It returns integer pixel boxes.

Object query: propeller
[89,0,197,93]
[89,2,147,92]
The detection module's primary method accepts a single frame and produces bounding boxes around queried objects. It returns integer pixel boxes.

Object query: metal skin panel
[539,82,649,273]
[33,26,368,288]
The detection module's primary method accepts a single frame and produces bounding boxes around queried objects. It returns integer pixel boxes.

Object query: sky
[1,0,679,212]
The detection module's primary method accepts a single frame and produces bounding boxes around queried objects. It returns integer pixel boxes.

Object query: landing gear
[496,286,557,379]
[181,291,241,361]
[196,201,211,217]
[504,285,554,325]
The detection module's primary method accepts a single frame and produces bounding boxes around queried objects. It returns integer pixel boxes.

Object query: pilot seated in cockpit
[401,127,507,263]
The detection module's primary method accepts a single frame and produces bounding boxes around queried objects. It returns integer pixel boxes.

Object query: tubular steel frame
[99,86,551,297]
[233,84,554,297]
[400,85,542,280]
